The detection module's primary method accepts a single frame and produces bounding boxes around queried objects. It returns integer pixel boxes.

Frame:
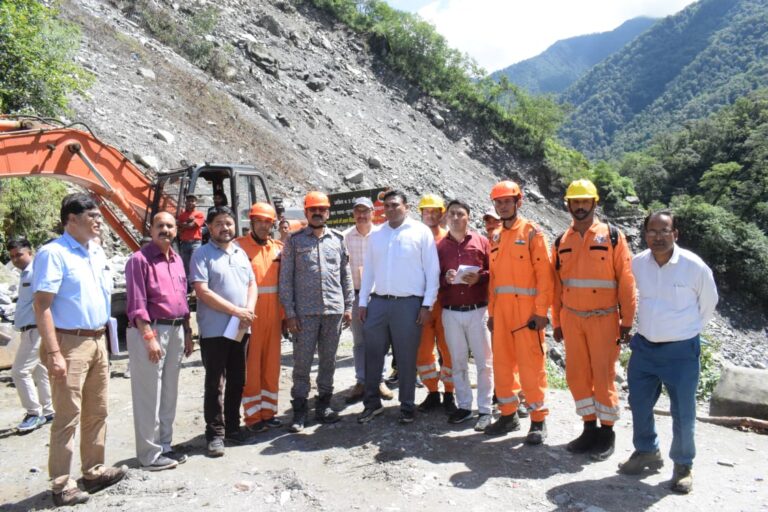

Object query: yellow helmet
[418,194,445,212]
[565,179,599,202]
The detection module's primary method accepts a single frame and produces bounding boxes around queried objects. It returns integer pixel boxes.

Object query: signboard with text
[327,188,388,229]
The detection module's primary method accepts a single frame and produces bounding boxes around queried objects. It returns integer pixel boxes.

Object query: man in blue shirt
[33,194,126,507]
[8,237,54,433]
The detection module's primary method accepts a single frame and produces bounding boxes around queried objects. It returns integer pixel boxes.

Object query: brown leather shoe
[345,383,365,404]
[52,488,90,507]
[379,382,394,400]
[81,465,127,494]
[670,464,693,494]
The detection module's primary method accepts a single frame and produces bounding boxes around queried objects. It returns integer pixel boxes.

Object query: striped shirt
[343,224,379,290]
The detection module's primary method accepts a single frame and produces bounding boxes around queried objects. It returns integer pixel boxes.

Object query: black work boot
[590,426,616,461]
[315,394,340,424]
[525,420,547,445]
[289,398,308,433]
[484,412,521,436]
[442,392,457,414]
[417,391,442,412]
[566,420,599,453]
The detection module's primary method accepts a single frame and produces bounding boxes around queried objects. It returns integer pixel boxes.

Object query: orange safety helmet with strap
[249,202,277,222]
[304,191,330,209]
[490,180,523,200]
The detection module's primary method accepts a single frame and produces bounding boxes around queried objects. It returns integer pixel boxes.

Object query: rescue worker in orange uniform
[485,181,554,444]
[416,194,456,414]
[236,203,284,432]
[552,179,636,460]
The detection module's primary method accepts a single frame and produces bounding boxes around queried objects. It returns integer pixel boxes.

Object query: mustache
[312,215,324,220]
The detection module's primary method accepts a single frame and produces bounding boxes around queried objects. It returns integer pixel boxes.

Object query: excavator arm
[0,117,162,251]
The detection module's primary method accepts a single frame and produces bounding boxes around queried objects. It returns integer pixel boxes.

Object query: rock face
[709,365,768,419]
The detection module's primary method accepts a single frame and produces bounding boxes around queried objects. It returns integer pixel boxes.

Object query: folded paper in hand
[453,265,480,284]
[224,315,249,342]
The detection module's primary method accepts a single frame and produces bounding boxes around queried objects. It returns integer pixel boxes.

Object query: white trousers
[12,328,53,417]
[127,324,184,466]
[442,307,494,414]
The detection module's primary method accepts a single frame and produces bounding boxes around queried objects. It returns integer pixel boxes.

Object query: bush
[0,178,68,257]
[0,0,92,115]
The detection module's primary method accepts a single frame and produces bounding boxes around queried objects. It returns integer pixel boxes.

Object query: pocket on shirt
[672,283,696,310]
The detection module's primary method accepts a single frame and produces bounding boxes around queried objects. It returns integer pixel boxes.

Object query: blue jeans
[179,240,201,291]
[627,333,700,466]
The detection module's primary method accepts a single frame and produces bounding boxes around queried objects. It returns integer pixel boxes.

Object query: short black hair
[382,189,407,204]
[186,194,197,200]
[446,199,471,215]
[7,237,31,252]
[60,193,98,226]
[278,219,290,227]
[206,205,236,224]
[643,210,677,231]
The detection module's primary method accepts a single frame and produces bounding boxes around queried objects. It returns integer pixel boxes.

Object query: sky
[383,0,697,72]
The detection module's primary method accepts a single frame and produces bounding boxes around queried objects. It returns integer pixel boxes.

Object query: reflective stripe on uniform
[242,394,261,405]
[259,285,278,294]
[575,396,596,416]
[564,305,619,318]
[527,401,545,411]
[261,389,278,401]
[595,400,620,422]
[562,279,617,289]
[496,395,520,405]
[421,372,439,380]
[244,404,262,416]
[495,285,537,296]
[261,402,278,412]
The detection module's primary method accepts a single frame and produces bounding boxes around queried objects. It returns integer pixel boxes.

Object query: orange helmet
[490,180,523,200]
[304,191,330,209]
[248,202,277,222]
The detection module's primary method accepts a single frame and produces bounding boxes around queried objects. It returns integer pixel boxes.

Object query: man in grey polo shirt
[190,206,257,457]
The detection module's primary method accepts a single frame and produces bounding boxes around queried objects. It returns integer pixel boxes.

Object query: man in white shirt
[343,197,392,404]
[356,190,440,424]
[620,211,718,495]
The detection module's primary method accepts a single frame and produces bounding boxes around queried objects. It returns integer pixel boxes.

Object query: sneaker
[52,488,90,506]
[246,421,268,433]
[162,450,188,464]
[81,465,127,494]
[264,417,283,428]
[589,428,616,461]
[225,429,257,445]
[379,382,394,400]
[357,406,384,424]
[398,410,415,424]
[566,422,599,453]
[484,412,520,436]
[448,408,473,424]
[417,391,442,412]
[345,383,365,404]
[517,402,530,418]
[289,399,308,433]
[385,369,399,386]
[17,414,45,433]
[142,455,178,472]
[207,438,225,458]
[44,413,55,424]
[525,420,547,445]
[474,413,493,432]
[442,392,458,415]
[670,463,693,494]
[618,450,664,475]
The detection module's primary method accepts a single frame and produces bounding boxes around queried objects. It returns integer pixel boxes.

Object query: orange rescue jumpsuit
[552,221,636,424]
[236,235,284,425]
[417,227,454,393]
[488,217,553,422]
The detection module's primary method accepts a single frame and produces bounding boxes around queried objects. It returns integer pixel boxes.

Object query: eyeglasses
[80,211,103,220]
[645,229,674,237]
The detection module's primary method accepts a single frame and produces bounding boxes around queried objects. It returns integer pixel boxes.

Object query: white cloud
[392,0,697,72]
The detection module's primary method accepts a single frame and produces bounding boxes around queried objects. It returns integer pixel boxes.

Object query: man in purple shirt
[125,212,193,471]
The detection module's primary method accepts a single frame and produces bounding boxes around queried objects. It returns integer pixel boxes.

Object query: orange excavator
[0,115,276,249]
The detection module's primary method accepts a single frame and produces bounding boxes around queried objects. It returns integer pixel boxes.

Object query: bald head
[150,211,177,253]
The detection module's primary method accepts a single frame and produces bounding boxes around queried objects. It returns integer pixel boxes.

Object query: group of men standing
[7,175,717,505]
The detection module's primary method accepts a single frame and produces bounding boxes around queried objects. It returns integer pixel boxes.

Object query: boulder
[154,129,175,144]
[709,365,768,420]
[137,68,156,80]
[257,15,284,38]
[367,156,382,169]
[344,170,364,184]
[306,79,327,92]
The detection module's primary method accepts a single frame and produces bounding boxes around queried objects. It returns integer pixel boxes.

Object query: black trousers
[200,336,246,440]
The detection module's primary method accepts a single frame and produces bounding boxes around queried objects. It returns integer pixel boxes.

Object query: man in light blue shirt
[8,237,53,433]
[33,193,126,506]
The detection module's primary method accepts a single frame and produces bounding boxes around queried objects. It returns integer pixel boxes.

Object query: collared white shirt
[359,217,440,308]
[343,223,380,291]
[632,244,718,342]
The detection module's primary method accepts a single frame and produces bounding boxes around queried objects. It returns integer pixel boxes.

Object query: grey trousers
[12,328,53,417]
[363,296,423,412]
[291,314,343,400]
[127,324,184,466]
[351,296,387,384]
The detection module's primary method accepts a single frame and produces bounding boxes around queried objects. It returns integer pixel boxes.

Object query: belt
[370,293,420,300]
[444,302,487,312]
[154,318,186,326]
[564,305,619,318]
[56,327,106,338]
[19,325,37,332]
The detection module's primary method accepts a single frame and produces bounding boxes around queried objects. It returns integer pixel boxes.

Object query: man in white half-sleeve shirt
[619,210,718,495]
[356,190,440,425]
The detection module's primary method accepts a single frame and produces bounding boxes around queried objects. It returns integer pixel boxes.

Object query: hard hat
[304,191,331,209]
[490,181,523,201]
[248,202,277,222]
[565,179,599,202]
[418,194,445,212]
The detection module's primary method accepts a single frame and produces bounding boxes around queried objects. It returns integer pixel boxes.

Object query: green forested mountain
[559,0,768,159]
[490,17,656,95]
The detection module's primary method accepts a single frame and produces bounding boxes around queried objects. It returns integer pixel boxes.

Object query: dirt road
[1,331,766,511]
